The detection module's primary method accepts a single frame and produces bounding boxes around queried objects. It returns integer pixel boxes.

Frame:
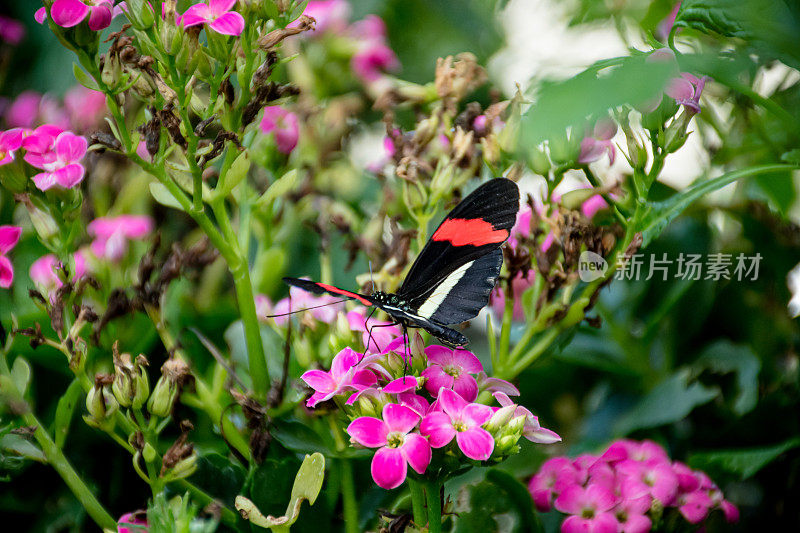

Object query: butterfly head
[371,291,406,308]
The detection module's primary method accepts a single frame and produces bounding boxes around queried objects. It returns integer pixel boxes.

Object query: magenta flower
[554,483,618,533]
[601,439,670,465]
[35,0,114,31]
[23,129,87,191]
[301,347,376,407]
[421,345,483,402]
[347,310,401,354]
[181,0,244,36]
[351,42,400,83]
[296,0,351,34]
[420,388,494,460]
[64,86,106,132]
[346,375,417,406]
[349,14,387,42]
[528,457,582,512]
[259,106,300,154]
[476,372,520,396]
[117,512,148,533]
[29,251,88,294]
[271,283,344,326]
[493,392,560,444]
[677,488,713,523]
[665,72,710,115]
[0,15,25,44]
[5,92,69,130]
[0,226,22,288]
[347,403,431,489]
[87,215,153,261]
[612,494,652,533]
[0,128,24,166]
[617,458,679,505]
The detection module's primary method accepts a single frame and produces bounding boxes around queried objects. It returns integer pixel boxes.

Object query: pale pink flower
[0,15,25,44]
[351,42,400,83]
[656,2,682,41]
[301,347,376,407]
[421,345,483,402]
[420,388,494,460]
[87,215,153,261]
[5,92,57,129]
[601,439,670,465]
[665,72,710,115]
[554,483,618,533]
[528,457,583,512]
[347,403,431,489]
[64,86,106,132]
[0,128,24,165]
[493,392,560,444]
[181,0,244,36]
[259,106,299,154]
[25,130,87,191]
[578,119,617,165]
[0,226,22,288]
[297,0,351,34]
[476,372,520,396]
[117,511,148,532]
[346,375,417,406]
[271,283,344,326]
[254,294,272,318]
[36,0,114,31]
[349,15,386,42]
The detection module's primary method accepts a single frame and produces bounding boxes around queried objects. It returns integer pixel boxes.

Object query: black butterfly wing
[282,277,375,307]
[398,178,519,316]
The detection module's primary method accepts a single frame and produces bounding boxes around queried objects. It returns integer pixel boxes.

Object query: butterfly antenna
[262,298,351,318]
[369,260,376,294]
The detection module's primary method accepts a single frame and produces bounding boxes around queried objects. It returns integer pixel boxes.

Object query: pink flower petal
[421,366,453,396]
[53,163,85,188]
[0,255,13,288]
[461,403,492,427]
[720,499,739,522]
[330,347,359,379]
[34,8,47,24]
[0,226,21,254]
[181,4,211,27]
[382,376,417,395]
[51,0,91,28]
[452,374,479,403]
[55,132,87,161]
[437,388,468,417]
[456,427,494,460]
[382,403,420,434]
[301,369,335,394]
[419,411,455,448]
[87,4,113,30]
[424,344,454,365]
[371,446,407,489]
[665,77,695,101]
[347,416,388,448]
[451,348,483,373]
[208,12,245,36]
[208,0,237,16]
[621,513,651,533]
[32,171,58,191]
[555,485,587,515]
[400,433,431,475]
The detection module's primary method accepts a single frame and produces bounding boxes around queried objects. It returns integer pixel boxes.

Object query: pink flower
[656,2,682,41]
[301,347,376,407]
[476,372,520,396]
[528,457,582,512]
[297,0,351,34]
[0,15,25,44]
[271,283,344,326]
[493,392,560,444]
[677,489,713,523]
[349,14,387,42]
[421,345,483,402]
[117,511,148,532]
[347,403,431,489]
[420,388,494,460]
[64,86,106,132]
[346,375,417,405]
[351,42,400,83]
[0,128,24,166]
[0,226,22,288]
[612,494,652,533]
[26,130,88,191]
[665,72,710,115]
[601,439,670,465]
[617,458,679,505]
[554,483,618,533]
[36,0,114,31]
[578,119,617,165]
[87,215,153,261]
[347,310,401,354]
[30,252,88,293]
[5,92,70,129]
[259,106,299,154]
[181,0,244,36]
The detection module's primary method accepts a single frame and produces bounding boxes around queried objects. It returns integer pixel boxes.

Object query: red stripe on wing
[316,283,373,306]
[431,218,509,247]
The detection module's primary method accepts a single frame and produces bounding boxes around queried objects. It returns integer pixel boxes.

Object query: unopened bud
[401,180,427,210]
[102,53,121,88]
[485,405,516,434]
[167,451,198,480]
[112,343,150,409]
[148,375,177,418]
[495,435,521,455]
[142,442,157,463]
[86,375,119,425]
[548,131,579,165]
[529,146,551,176]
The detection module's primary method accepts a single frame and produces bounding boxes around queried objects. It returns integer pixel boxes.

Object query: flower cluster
[0,124,88,191]
[301,333,559,489]
[3,87,106,133]
[0,225,22,288]
[35,0,115,32]
[529,439,739,533]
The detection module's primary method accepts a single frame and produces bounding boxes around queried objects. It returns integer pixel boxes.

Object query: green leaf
[520,55,673,148]
[149,182,186,211]
[213,150,250,200]
[695,340,760,415]
[53,379,83,449]
[688,437,800,480]
[10,357,31,396]
[255,169,299,209]
[72,63,101,91]
[638,164,798,248]
[614,370,719,435]
[271,419,332,456]
[0,432,46,464]
[189,453,246,511]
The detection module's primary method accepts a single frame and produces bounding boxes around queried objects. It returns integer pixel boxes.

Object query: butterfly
[283,178,520,347]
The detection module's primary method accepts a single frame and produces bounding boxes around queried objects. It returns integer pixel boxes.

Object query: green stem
[408,478,427,528]
[179,480,239,526]
[425,481,442,533]
[339,460,359,533]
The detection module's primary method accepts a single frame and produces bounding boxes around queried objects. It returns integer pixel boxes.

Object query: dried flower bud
[85,374,119,426]
[112,342,150,409]
[147,357,190,418]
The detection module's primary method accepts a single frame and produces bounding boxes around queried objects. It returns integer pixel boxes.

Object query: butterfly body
[282,178,520,346]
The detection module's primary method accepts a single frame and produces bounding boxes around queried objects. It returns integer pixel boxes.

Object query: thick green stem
[408,478,427,528]
[425,481,442,533]
[339,460,359,533]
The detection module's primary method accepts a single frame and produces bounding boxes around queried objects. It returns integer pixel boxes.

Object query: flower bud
[112,343,150,409]
[147,357,190,417]
[484,405,516,435]
[495,435,521,455]
[102,52,121,88]
[85,374,119,426]
[548,131,580,166]
[529,146,551,176]
[142,442,157,463]
[401,180,427,210]
[167,451,198,480]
